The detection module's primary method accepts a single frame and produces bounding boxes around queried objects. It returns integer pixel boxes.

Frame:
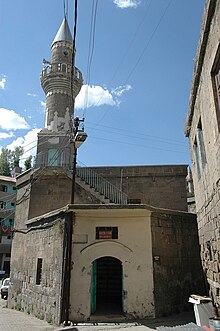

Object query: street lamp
[70,118,87,205]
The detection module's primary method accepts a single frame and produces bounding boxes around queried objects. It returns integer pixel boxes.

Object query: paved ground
[0,298,196,331]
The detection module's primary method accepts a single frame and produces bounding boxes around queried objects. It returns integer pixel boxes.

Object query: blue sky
[0,0,205,167]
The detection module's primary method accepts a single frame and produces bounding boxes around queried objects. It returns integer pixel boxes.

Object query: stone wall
[151,211,206,317]
[86,165,188,211]
[15,167,100,228]
[185,0,220,306]
[8,216,64,325]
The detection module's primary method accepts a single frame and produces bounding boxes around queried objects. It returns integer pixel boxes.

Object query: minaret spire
[52,16,73,46]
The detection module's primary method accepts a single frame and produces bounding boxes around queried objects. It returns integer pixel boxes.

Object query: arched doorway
[91,256,123,314]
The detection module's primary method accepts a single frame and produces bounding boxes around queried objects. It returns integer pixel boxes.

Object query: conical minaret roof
[52,16,73,46]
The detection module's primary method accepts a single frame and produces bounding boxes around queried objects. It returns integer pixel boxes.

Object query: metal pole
[62,1,78,325]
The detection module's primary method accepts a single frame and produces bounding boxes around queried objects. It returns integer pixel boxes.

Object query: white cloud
[113,0,141,9]
[0,76,6,90]
[75,85,116,109]
[0,108,29,130]
[27,92,37,97]
[112,85,132,97]
[7,128,41,167]
[40,101,46,108]
[0,132,14,140]
[75,84,132,110]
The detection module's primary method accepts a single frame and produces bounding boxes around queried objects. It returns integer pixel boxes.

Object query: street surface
[0,298,196,331]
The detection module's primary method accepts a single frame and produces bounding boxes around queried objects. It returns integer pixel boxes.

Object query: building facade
[0,176,16,276]
[185,0,220,307]
[9,204,204,324]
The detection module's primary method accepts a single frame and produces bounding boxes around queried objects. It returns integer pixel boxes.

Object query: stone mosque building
[8,16,205,325]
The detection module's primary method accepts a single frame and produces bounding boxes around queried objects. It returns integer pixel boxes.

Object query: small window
[47,149,59,166]
[197,119,206,166]
[0,185,7,192]
[5,253,11,257]
[193,138,201,178]
[7,236,11,240]
[62,64,67,72]
[211,43,220,130]
[207,241,213,261]
[0,201,6,209]
[13,187,16,191]
[96,227,118,239]
[9,219,13,224]
[36,258,43,285]
[11,202,15,207]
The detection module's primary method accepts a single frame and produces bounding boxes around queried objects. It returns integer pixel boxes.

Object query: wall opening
[36,258,43,285]
[91,256,123,315]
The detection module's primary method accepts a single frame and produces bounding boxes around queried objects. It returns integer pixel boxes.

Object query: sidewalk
[0,298,196,331]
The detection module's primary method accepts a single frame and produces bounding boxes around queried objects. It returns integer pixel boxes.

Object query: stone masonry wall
[8,218,64,325]
[151,211,206,317]
[88,165,188,211]
[186,0,220,306]
[16,168,100,227]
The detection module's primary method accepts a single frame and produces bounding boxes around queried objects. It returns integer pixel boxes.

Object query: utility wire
[89,135,188,155]
[83,0,99,117]
[63,0,68,18]
[125,0,173,84]
[87,0,173,130]
[86,122,187,146]
[86,125,187,148]
[108,0,153,87]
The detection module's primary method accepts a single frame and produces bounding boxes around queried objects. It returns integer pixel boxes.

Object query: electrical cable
[86,0,174,130]
[89,135,188,154]
[107,0,153,88]
[83,0,99,117]
[85,123,187,147]
[124,0,173,84]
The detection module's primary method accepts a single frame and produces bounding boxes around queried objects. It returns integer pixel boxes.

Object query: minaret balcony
[41,63,83,97]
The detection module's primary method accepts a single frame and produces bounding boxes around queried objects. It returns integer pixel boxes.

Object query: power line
[124,0,173,84]
[87,0,173,130]
[86,122,187,147]
[107,0,153,87]
[83,0,99,118]
[89,135,188,155]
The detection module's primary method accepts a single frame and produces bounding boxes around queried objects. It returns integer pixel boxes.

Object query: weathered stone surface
[185,0,220,305]
[151,212,205,317]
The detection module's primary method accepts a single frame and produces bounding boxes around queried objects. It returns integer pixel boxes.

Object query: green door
[91,260,97,314]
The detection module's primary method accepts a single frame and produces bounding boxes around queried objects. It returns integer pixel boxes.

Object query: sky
[0,0,206,168]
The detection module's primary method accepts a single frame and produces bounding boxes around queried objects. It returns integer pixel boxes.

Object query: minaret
[36,17,83,168]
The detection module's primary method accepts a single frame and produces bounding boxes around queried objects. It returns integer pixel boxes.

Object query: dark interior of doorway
[96,256,122,314]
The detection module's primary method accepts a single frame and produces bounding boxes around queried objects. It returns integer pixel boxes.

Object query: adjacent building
[185,0,220,307]
[0,175,16,276]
